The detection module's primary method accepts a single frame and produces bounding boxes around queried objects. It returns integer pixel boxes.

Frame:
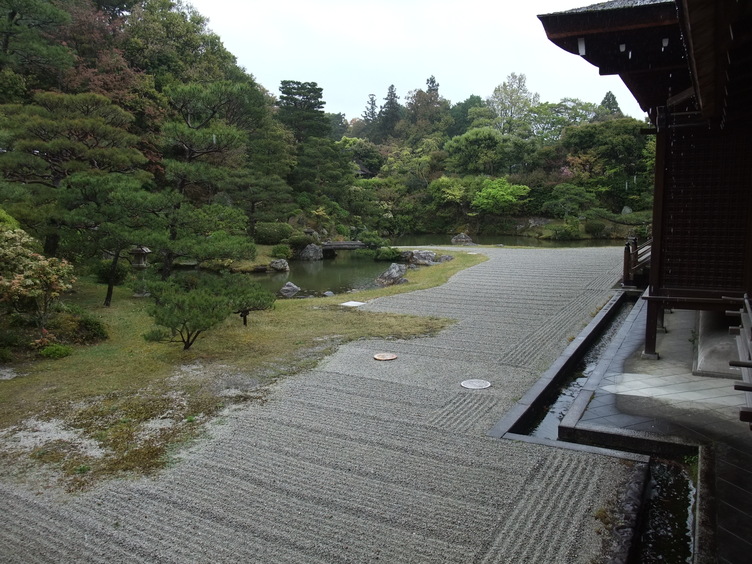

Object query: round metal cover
[461,379,491,389]
[374,353,398,361]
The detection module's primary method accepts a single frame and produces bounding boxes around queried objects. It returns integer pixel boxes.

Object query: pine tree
[362,94,378,123]
[277,80,330,142]
[0,92,147,255]
[376,84,401,142]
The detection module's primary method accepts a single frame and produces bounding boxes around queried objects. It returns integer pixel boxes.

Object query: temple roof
[555,0,673,15]
[539,0,752,127]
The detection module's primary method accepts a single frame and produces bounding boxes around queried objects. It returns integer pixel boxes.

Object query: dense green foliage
[0,0,653,347]
[145,272,275,349]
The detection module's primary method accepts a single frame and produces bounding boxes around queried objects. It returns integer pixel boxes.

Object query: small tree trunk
[43,232,60,257]
[183,330,201,350]
[160,251,174,281]
[103,250,122,307]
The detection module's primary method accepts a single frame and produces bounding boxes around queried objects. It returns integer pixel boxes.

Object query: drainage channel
[523,300,633,440]
[637,458,696,563]
[488,291,697,563]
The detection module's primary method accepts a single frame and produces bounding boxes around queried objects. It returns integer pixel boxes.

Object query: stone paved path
[0,246,642,563]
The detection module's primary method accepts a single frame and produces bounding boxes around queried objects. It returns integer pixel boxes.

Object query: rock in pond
[279,282,301,298]
[298,244,323,261]
[269,259,290,272]
[451,232,476,245]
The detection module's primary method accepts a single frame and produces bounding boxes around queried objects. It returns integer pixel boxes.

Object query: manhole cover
[461,379,491,389]
[374,353,398,361]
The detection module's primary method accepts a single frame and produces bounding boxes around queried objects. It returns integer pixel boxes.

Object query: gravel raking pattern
[0,246,637,563]
[425,393,502,433]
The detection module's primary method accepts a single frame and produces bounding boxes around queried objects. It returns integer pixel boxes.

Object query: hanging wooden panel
[658,126,751,294]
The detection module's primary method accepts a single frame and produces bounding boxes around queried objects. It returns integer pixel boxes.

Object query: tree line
[0,0,653,348]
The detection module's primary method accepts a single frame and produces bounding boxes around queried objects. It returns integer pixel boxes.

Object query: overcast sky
[186,0,646,122]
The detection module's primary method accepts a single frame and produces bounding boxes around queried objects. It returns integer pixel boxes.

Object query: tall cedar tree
[376,84,401,142]
[276,80,330,142]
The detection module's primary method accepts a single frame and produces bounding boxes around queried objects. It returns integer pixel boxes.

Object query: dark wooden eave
[539,0,752,127]
[538,1,686,114]
[679,0,752,125]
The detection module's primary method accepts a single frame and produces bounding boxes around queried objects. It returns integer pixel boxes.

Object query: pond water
[253,235,623,298]
[391,234,623,248]
[251,251,388,298]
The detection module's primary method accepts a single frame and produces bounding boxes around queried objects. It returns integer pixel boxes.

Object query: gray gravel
[0,246,638,563]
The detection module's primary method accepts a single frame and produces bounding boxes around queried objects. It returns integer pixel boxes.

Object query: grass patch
[0,250,486,489]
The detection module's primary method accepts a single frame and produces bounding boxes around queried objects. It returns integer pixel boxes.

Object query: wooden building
[539,0,752,358]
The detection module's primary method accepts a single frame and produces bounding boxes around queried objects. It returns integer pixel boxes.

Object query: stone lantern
[130,245,151,269]
[130,246,152,297]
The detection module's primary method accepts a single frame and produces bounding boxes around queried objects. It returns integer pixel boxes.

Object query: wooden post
[623,242,632,286]
[641,127,667,360]
[630,237,638,271]
[643,300,661,359]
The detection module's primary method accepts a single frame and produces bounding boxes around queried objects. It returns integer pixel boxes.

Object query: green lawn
[0,250,486,489]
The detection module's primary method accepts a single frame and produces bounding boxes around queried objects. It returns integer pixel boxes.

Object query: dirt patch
[0,417,106,459]
[0,367,19,380]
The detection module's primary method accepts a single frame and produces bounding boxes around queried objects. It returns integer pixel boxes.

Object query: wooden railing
[622,237,652,287]
[728,294,752,428]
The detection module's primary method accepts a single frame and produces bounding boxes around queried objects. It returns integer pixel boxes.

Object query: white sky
[186,0,647,121]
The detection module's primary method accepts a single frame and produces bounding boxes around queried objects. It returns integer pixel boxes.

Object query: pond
[252,235,623,298]
[252,251,388,298]
[391,233,623,248]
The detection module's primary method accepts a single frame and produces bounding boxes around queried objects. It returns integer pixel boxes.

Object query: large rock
[298,244,323,261]
[451,232,475,245]
[408,250,439,266]
[269,259,289,272]
[279,282,301,298]
[376,263,408,286]
[399,250,454,266]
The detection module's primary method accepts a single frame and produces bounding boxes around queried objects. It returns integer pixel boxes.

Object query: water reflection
[252,251,386,297]
[391,234,623,248]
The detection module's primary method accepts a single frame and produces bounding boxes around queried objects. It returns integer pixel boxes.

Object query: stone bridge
[321,241,367,250]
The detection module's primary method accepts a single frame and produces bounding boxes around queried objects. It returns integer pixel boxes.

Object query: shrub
[254,222,294,245]
[633,224,651,239]
[271,244,292,259]
[285,234,316,250]
[0,347,12,363]
[0,329,22,348]
[143,328,171,342]
[353,249,376,259]
[549,217,581,240]
[5,313,32,328]
[74,315,108,343]
[374,247,401,261]
[540,183,597,219]
[94,259,130,286]
[0,207,20,230]
[359,231,388,250]
[48,309,108,344]
[39,344,73,359]
[584,220,607,238]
